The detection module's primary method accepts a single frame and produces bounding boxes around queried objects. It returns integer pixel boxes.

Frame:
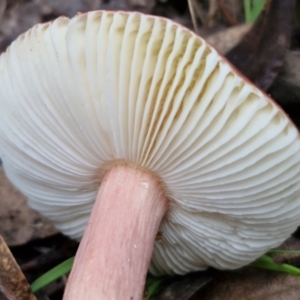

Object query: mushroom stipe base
[63,165,168,300]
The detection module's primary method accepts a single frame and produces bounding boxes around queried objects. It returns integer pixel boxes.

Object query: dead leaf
[42,0,102,18]
[278,236,300,252]
[224,0,243,23]
[205,23,252,53]
[0,235,36,300]
[0,0,104,53]
[127,0,155,13]
[0,167,58,246]
[207,0,218,27]
[268,51,300,129]
[0,0,6,24]
[0,0,42,53]
[151,270,213,300]
[101,0,155,13]
[270,236,300,267]
[192,268,300,300]
[216,0,238,26]
[226,0,294,91]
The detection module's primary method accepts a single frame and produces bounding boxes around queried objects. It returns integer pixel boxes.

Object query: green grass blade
[244,0,266,23]
[251,0,266,22]
[251,255,300,276]
[31,256,74,293]
[144,274,169,300]
[30,249,300,295]
[267,250,300,255]
[31,258,166,297]
[144,279,165,300]
[244,0,252,23]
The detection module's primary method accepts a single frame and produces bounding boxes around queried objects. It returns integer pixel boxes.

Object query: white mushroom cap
[0,11,300,275]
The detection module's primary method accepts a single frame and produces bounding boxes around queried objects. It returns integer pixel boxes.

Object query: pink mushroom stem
[63,164,168,300]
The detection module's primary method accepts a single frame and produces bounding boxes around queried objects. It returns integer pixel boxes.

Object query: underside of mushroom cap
[0,11,300,275]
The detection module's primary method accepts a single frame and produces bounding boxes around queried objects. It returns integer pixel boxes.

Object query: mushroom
[0,10,300,300]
